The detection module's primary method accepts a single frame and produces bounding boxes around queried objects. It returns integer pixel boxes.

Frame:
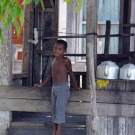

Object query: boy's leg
[56,124,62,135]
[52,123,57,135]
[51,88,57,135]
[55,84,70,124]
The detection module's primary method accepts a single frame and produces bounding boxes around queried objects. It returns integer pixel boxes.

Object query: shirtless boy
[34,39,80,135]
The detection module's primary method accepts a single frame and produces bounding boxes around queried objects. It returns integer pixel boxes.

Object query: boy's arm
[65,59,80,91]
[34,71,52,87]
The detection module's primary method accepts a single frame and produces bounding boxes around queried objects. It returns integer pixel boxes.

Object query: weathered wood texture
[32,4,41,86]
[119,0,124,54]
[86,0,98,134]
[1,86,135,117]
[1,86,135,104]
[1,98,135,117]
[104,21,111,55]
[22,4,31,86]
[7,127,86,135]
[96,116,135,135]
[123,0,131,54]
[41,33,134,39]
[29,3,35,86]
[41,1,58,86]
[28,0,58,86]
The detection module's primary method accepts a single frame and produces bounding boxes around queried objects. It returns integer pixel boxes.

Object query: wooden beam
[0,98,135,117]
[12,72,28,79]
[41,33,134,40]
[39,8,55,12]
[119,0,124,54]
[22,4,31,86]
[123,23,135,27]
[86,0,98,134]
[37,50,86,56]
[49,0,54,7]
[104,20,111,55]
[1,86,135,105]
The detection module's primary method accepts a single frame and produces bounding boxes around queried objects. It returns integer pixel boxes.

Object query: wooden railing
[0,86,135,117]
[12,72,28,86]
[70,72,86,89]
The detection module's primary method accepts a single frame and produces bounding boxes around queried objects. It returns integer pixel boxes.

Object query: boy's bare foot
[51,131,56,135]
[56,130,62,135]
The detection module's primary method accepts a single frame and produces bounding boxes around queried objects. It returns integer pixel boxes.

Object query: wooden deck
[8,112,86,135]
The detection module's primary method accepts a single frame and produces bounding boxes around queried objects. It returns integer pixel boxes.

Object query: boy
[34,39,80,135]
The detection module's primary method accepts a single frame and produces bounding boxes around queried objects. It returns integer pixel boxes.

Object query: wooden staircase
[7,112,86,135]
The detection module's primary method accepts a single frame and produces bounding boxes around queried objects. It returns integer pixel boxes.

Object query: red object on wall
[12,0,23,44]
[17,51,22,60]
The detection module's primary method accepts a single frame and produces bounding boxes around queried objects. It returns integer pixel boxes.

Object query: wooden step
[7,127,86,135]
[12,112,86,123]
[10,122,86,128]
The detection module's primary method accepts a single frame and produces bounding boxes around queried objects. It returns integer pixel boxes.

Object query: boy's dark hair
[56,39,67,50]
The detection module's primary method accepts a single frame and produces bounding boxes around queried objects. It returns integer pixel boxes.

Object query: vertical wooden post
[86,0,98,135]
[33,4,40,85]
[0,23,12,135]
[42,0,59,85]
[22,4,31,86]
[104,20,111,56]
[119,0,124,54]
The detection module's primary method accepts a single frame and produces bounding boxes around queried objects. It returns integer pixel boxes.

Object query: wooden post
[86,0,98,135]
[119,0,124,54]
[22,4,31,86]
[0,23,12,135]
[104,20,111,56]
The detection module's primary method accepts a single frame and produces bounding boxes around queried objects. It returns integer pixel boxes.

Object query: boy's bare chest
[52,61,67,72]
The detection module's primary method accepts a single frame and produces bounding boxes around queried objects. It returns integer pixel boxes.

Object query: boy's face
[53,43,67,57]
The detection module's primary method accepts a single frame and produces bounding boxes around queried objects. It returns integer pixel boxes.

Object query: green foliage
[0,28,4,45]
[75,0,84,12]
[0,0,82,45]
[64,0,84,12]
[0,0,44,45]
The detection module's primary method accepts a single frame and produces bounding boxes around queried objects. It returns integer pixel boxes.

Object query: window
[81,0,120,56]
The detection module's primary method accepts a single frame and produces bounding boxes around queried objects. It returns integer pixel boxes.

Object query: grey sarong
[51,82,70,124]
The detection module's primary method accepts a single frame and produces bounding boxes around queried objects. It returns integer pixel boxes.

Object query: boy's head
[56,40,67,50]
[53,40,67,57]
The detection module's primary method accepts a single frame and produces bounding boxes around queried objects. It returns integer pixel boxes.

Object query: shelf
[123,23,135,27]
[97,54,135,58]
[95,78,135,82]
[37,50,86,56]
[12,72,28,79]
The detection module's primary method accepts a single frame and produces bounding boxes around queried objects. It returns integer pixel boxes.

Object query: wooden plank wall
[1,86,135,117]
[22,4,31,86]
[20,0,135,134]
[95,0,135,134]
[27,0,58,86]
[97,0,135,92]
[41,0,58,86]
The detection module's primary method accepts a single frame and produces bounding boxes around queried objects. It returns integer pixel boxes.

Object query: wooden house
[0,0,135,134]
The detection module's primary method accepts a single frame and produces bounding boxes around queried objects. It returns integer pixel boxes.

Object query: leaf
[0,28,4,45]
[13,19,21,37]
[34,0,40,6]
[23,0,32,5]
[5,18,12,29]
[75,0,84,12]
[64,0,72,5]
[40,0,45,11]
[0,0,8,12]
[19,9,24,27]
[12,5,22,20]
[0,0,6,6]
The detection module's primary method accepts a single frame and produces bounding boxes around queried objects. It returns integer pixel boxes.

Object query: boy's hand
[34,84,43,88]
[75,86,81,91]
